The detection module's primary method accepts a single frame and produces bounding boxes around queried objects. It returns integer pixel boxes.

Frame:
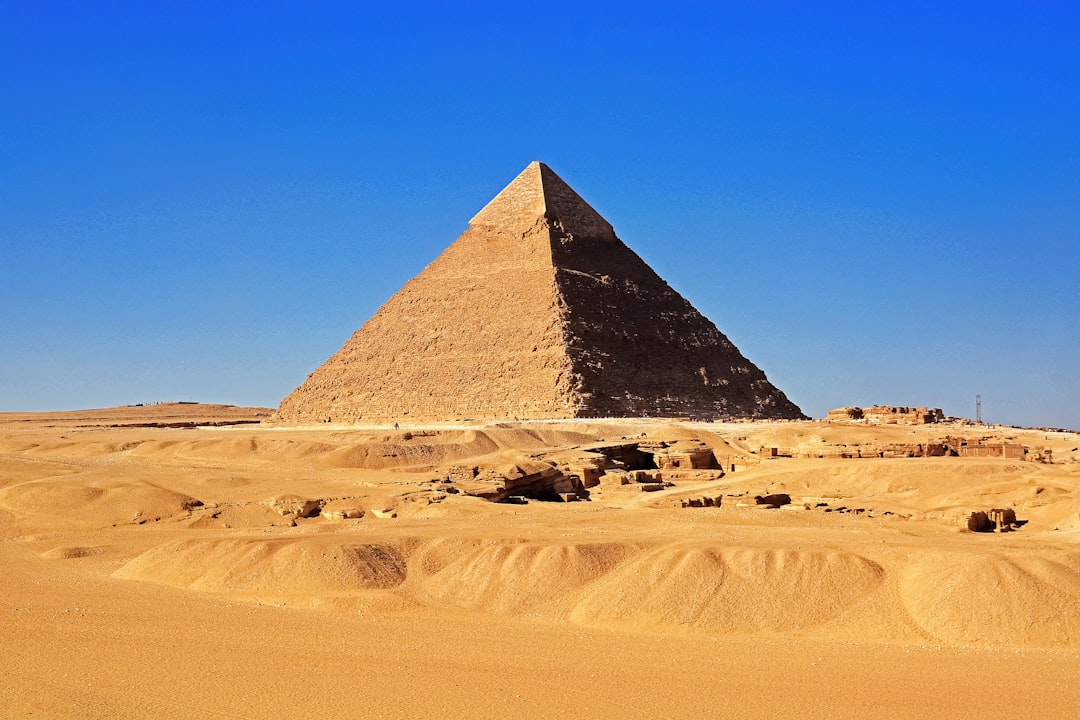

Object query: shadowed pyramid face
[275,162,804,423]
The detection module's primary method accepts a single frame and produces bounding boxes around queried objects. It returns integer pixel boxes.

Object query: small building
[956,442,1026,459]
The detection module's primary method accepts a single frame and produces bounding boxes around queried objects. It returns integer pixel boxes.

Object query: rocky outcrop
[265,495,325,518]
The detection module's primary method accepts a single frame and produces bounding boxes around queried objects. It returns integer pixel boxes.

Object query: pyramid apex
[469,162,614,239]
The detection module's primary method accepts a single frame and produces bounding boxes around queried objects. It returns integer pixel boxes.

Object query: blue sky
[2,1,1077,427]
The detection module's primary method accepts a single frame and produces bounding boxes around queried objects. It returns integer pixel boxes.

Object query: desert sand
[2,403,1079,718]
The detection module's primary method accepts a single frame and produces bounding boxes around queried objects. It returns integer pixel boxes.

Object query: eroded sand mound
[109,532,1080,649]
[115,538,408,595]
[118,428,592,471]
[110,534,889,637]
[40,545,107,560]
[0,478,201,527]
[730,458,1039,501]
[572,545,885,634]
[412,539,631,615]
[901,552,1080,646]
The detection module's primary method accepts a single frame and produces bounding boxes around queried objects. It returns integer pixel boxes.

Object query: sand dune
[115,537,410,595]
[901,551,1080,646]
[107,529,1080,647]
[411,539,631,615]
[0,476,201,528]
[572,545,885,634]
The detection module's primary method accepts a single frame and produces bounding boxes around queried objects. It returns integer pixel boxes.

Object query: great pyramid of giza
[275,162,804,423]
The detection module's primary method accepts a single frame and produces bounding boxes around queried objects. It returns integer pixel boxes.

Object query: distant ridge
[275,162,804,423]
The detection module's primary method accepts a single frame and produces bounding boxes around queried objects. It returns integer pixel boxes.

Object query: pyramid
[275,162,804,423]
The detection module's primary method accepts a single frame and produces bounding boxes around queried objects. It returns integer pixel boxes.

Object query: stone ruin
[826,407,863,421]
[967,508,1019,532]
[951,439,1027,459]
[430,437,725,503]
[780,434,1037,462]
[827,405,944,424]
[652,440,717,470]
[275,161,804,424]
[679,495,722,508]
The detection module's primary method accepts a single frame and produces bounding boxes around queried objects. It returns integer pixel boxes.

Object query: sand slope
[572,545,885,634]
[901,551,1080,646]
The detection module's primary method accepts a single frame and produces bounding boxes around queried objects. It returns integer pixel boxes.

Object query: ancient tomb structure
[827,405,943,424]
[276,162,804,423]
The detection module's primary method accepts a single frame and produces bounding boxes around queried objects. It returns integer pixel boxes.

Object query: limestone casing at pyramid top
[468,161,616,240]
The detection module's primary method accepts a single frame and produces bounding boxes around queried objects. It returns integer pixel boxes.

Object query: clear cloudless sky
[2,0,1078,428]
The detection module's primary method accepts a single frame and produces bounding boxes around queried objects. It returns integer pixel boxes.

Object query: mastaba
[275,162,804,423]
